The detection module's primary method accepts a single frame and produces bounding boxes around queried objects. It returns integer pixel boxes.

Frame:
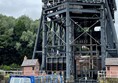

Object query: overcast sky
[0,0,42,20]
[0,0,118,35]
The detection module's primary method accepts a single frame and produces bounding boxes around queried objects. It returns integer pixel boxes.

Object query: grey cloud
[0,0,42,20]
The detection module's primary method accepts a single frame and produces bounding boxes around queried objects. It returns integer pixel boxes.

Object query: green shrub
[100,78,118,83]
[10,63,20,70]
[5,77,9,83]
[0,64,20,70]
[107,78,118,83]
[0,75,4,80]
[0,65,11,70]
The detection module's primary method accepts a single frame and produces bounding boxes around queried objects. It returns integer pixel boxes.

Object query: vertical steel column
[42,9,47,70]
[52,22,56,54]
[100,4,106,69]
[53,22,56,45]
[66,2,71,82]
[105,0,118,52]
[106,21,114,48]
[32,12,43,59]
[71,22,75,80]
[58,25,61,51]
[64,28,66,57]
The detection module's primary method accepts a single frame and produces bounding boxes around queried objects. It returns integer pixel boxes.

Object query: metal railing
[0,70,22,76]
[35,75,64,83]
[44,0,103,4]
[98,70,106,79]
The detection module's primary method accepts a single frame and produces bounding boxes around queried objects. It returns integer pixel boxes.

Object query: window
[107,66,110,70]
[24,78,31,83]
[32,67,35,70]
[10,77,31,83]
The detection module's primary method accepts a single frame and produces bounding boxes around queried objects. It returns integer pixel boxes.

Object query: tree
[0,14,20,65]
[0,14,15,48]
[13,16,39,58]
[0,14,40,65]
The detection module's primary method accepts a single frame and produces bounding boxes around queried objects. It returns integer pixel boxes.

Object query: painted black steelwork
[32,0,118,82]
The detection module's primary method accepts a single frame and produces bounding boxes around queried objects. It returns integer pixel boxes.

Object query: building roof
[21,59,38,67]
[106,58,118,66]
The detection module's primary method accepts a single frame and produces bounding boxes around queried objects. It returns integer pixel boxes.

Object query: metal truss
[33,0,118,82]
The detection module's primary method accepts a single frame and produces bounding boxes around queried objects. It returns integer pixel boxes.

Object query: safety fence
[35,75,64,83]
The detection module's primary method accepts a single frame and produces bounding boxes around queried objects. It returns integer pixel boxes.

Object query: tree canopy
[0,14,40,65]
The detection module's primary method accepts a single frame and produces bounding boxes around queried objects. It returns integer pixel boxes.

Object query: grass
[100,78,118,83]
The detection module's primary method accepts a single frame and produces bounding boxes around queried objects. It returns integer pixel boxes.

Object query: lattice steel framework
[32,0,118,82]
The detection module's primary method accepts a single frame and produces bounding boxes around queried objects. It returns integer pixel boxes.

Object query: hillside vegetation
[0,14,40,66]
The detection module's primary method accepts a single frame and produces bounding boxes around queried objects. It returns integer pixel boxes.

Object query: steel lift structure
[32,0,118,82]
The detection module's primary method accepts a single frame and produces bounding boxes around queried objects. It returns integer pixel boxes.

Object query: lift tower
[32,0,118,82]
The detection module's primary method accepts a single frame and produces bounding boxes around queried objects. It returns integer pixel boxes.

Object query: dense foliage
[0,14,40,65]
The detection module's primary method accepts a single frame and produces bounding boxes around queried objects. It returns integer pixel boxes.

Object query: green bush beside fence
[100,78,118,83]
[0,75,9,83]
